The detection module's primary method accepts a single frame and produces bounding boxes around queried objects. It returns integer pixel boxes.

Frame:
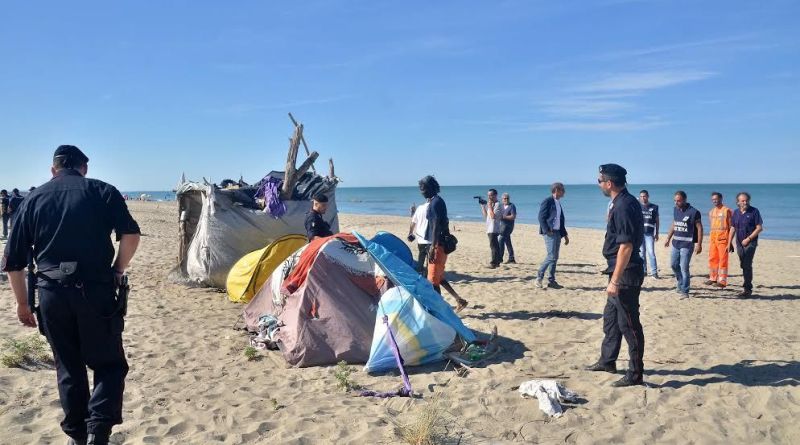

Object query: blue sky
[1,0,798,190]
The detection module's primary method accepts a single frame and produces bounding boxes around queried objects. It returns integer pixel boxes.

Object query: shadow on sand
[691,293,800,301]
[445,271,522,284]
[649,360,800,388]
[464,309,602,322]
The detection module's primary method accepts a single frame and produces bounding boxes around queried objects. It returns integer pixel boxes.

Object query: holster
[27,260,44,335]
[116,274,129,317]
[35,262,129,318]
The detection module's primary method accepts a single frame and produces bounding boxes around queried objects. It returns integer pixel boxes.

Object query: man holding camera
[479,188,503,268]
[2,145,140,445]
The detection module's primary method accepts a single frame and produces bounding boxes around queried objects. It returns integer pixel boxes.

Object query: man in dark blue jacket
[586,163,646,387]
[536,182,569,289]
[6,188,24,231]
[3,145,140,445]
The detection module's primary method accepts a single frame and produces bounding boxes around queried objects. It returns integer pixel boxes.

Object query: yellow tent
[226,234,307,303]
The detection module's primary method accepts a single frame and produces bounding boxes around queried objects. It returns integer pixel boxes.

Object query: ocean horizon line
[122,181,800,192]
[337,182,800,188]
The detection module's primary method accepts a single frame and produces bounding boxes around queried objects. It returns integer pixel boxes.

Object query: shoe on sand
[547,281,564,289]
[585,361,617,373]
[611,375,643,387]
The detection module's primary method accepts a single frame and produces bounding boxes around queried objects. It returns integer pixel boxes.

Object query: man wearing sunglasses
[586,164,646,387]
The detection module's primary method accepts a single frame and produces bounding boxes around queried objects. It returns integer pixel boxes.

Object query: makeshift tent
[226,234,308,303]
[174,180,338,287]
[243,232,475,371]
[173,116,340,288]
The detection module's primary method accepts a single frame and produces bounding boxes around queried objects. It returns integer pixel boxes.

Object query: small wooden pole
[281,124,303,200]
[296,151,319,180]
[288,112,316,173]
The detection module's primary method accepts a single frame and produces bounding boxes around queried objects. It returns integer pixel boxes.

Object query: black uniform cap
[312,193,328,203]
[599,163,628,185]
[599,163,626,177]
[53,145,89,168]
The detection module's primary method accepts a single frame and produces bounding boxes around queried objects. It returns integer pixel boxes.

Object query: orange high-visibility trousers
[708,231,729,286]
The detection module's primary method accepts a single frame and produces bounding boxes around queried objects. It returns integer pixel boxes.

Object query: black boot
[585,361,617,373]
[611,375,644,387]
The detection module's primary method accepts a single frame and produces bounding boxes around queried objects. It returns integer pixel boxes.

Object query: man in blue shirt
[639,190,659,278]
[664,191,703,298]
[729,192,764,298]
[499,193,517,264]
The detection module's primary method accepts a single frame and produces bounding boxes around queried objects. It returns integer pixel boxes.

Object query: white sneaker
[535,279,543,288]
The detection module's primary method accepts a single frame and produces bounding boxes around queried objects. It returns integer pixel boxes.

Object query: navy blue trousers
[39,283,128,440]
[599,285,645,381]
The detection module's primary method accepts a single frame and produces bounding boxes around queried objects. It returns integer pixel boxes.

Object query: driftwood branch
[288,112,316,173]
[281,124,303,200]
[296,151,319,181]
[328,158,335,179]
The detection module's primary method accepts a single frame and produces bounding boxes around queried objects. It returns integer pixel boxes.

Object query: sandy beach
[1,200,799,444]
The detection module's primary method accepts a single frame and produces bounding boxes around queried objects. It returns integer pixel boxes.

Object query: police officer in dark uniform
[304,193,333,241]
[2,145,141,445]
[585,164,646,387]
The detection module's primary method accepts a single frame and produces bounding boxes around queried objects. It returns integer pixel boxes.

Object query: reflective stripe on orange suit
[708,206,732,286]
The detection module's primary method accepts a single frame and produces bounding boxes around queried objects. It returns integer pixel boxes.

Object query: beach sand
[1,201,799,444]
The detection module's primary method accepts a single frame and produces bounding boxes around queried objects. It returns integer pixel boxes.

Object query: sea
[125,184,800,241]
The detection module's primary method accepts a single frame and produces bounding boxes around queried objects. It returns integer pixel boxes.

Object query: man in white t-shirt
[408,201,431,274]
[480,188,503,268]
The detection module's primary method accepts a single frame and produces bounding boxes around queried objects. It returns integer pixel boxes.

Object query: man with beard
[730,192,764,298]
[585,164,646,387]
[418,175,467,311]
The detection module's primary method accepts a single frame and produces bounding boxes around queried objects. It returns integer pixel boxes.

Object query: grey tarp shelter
[174,178,338,288]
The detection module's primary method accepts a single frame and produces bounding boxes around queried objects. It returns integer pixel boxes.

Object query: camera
[473,196,487,205]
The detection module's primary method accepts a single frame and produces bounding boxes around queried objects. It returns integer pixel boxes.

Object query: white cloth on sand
[518,380,578,418]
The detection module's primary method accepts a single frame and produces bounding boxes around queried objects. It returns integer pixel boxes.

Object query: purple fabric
[359,315,413,399]
[256,177,286,218]
[385,315,413,395]
[359,389,411,398]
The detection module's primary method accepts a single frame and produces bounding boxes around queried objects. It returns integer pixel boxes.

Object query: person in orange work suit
[705,192,733,288]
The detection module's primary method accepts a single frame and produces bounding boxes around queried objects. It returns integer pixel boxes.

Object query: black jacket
[538,196,567,236]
